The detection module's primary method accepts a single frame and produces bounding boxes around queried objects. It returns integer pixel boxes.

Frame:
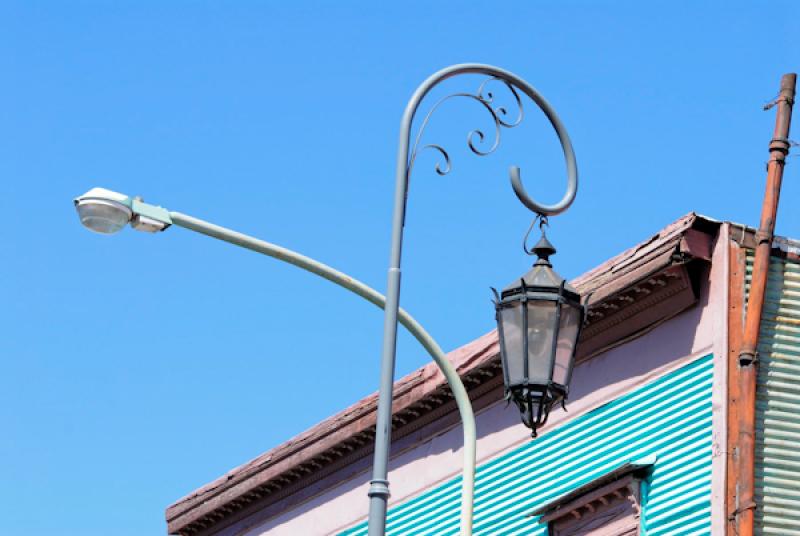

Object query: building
[164,213,800,535]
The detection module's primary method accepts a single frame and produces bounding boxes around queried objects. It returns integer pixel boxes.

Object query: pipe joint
[368,479,391,499]
[739,350,758,367]
[769,137,791,154]
[754,229,773,246]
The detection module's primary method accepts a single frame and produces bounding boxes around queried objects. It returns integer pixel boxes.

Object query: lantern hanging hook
[523,214,549,256]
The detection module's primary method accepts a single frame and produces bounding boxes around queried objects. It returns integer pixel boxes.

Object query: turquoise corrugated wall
[341,354,714,536]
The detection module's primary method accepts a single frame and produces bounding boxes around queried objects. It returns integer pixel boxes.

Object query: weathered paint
[748,254,800,535]
[341,355,714,535]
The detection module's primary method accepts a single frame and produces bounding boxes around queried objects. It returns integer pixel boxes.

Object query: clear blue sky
[1,2,797,534]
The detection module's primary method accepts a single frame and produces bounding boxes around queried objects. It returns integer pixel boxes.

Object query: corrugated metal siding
[341,355,713,536]
[747,254,800,535]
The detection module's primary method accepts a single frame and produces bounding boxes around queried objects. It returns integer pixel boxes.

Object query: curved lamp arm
[168,211,469,390]
[73,185,476,536]
[370,64,578,536]
[168,211,476,530]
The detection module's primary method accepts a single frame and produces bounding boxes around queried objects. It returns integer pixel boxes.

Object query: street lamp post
[370,63,579,536]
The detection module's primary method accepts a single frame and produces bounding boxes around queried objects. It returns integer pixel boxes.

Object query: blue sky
[1,2,797,534]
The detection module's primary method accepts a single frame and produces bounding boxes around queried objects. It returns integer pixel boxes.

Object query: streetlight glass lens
[75,199,132,234]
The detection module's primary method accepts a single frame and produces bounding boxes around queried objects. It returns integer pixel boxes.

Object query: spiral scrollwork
[407,78,524,179]
[397,64,578,218]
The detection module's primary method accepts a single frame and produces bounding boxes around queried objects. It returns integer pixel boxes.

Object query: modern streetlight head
[74,187,171,234]
[74,188,133,234]
[493,232,584,437]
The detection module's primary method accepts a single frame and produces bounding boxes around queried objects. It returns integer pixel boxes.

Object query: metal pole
[369,63,578,536]
[735,72,795,536]
[166,211,477,534]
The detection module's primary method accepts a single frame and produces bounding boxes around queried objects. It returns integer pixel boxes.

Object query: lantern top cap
[501,235,580,299]
[501,264,578,296]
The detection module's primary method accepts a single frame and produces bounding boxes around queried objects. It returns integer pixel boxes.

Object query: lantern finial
[532,234,556,265]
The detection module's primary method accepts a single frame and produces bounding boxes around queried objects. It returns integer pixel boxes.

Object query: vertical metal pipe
[366,222,405,535]
[726,239,746,535]
[368,66,468,536]
[735,73,796,536]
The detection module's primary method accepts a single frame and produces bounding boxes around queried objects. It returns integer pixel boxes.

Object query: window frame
[529,456,655,536]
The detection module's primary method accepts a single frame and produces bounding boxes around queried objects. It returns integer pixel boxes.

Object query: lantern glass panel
[525,300,558,382]
[500,302,525,384]
[553,303,581,386]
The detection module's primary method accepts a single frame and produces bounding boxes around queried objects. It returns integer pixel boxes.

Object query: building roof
[166,212,719,535]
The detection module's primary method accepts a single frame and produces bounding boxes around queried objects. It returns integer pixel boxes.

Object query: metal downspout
[735,73,795,536]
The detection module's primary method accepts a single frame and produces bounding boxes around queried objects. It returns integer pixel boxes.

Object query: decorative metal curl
[478,77,524,128]
[407,79,524,180]
[397,64,578,218]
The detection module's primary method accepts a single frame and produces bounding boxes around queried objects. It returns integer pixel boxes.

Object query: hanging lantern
[493,232,584,437]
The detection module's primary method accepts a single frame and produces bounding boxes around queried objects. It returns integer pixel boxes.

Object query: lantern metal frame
[493,235,585,437]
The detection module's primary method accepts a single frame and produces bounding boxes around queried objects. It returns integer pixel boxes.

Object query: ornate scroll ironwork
[407,77,524,179]
[399,65,578,218]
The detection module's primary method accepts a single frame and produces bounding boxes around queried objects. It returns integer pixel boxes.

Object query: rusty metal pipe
[735,73,796,536]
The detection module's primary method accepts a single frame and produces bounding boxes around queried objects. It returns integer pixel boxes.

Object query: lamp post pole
[368,63,578,536]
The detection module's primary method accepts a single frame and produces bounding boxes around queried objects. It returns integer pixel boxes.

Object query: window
[544,475,641,536]
[530,457,653,536]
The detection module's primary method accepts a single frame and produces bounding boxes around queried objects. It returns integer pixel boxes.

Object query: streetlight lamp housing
[74,188,133,234]
[74,188,171,234]
[494,234,584,437]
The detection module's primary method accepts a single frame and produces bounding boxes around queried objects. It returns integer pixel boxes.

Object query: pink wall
[223,231,730,536]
